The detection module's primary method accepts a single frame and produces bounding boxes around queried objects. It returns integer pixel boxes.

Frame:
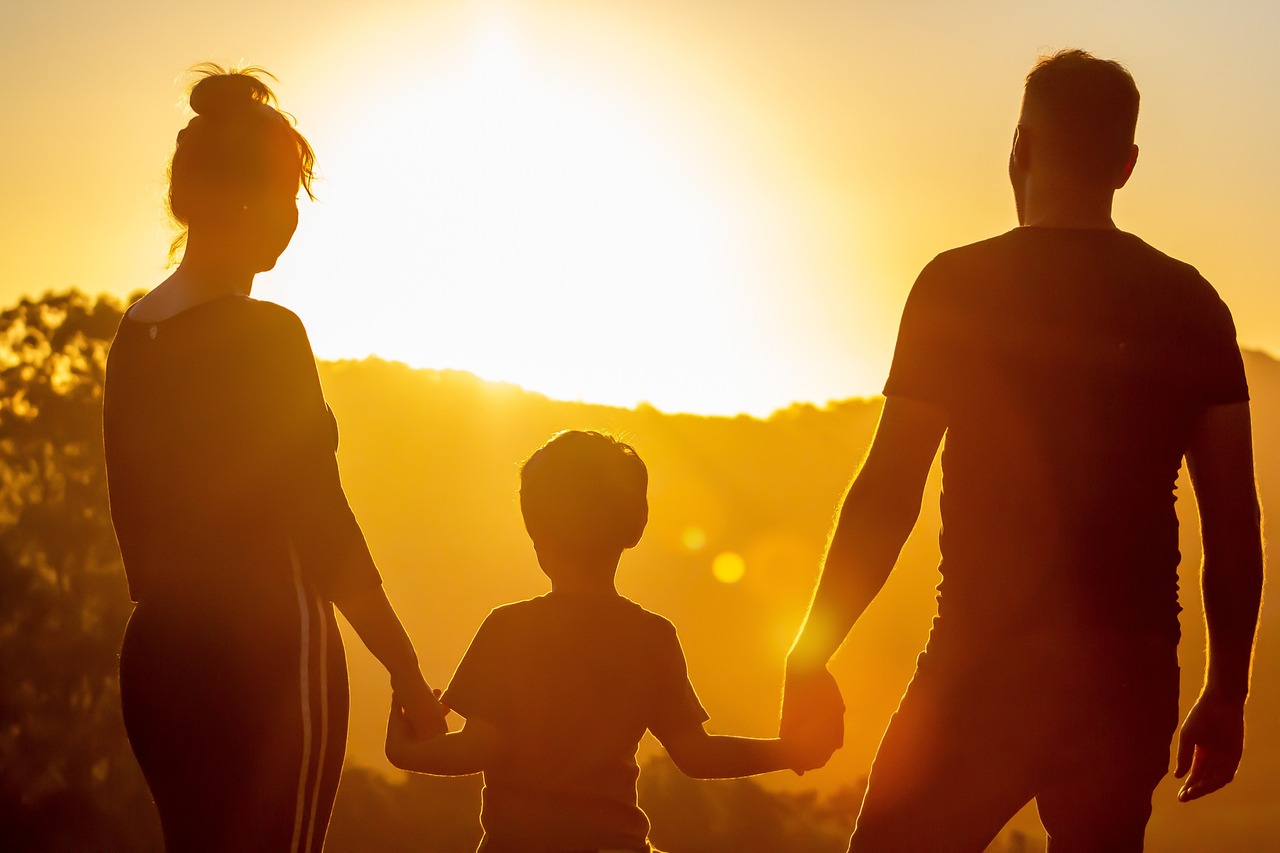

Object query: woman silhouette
[103,66,445,852]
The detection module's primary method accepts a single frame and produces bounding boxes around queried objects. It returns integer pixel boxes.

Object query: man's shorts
[848,637,1180,853]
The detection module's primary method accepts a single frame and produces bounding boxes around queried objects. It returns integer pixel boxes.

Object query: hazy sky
[3,0,1278,414]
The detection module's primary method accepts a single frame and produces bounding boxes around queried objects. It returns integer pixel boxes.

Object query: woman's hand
[392,675,448,739]
[333,584,448,737]
[385,700,416,767]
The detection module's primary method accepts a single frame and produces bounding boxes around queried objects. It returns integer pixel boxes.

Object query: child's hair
[520,430,648,556]
[166,63,317,261]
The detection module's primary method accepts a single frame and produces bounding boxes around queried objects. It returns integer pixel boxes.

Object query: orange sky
[3,0,1278,415]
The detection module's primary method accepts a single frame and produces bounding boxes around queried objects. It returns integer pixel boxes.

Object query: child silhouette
[387,430,835,852]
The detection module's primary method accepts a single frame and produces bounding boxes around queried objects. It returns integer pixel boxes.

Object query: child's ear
[623,506,649,549]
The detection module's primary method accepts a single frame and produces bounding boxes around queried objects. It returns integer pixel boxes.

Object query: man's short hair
[520,430,648,555]
[1021,49,1140,184]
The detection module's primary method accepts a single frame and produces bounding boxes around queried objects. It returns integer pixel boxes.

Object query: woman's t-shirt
[104,294,380,605]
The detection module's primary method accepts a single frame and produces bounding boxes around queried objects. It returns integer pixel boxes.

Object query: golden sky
[3,0,1278,415]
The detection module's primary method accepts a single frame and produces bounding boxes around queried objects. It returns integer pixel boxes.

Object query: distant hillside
[319,350,1280,852]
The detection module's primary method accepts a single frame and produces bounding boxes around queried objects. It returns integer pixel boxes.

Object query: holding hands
[386,695,428,767]
[391,672,449,740]
[385,691,500,776]
[780,660,845,775]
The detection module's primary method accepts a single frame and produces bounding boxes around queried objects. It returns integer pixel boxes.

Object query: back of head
[166,64,316,260]
[1021,49,1140,186]
[520,430,649,560]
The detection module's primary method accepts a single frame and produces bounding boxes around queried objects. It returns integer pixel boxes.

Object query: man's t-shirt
[441,591,709,853]
[884,227,1248,648]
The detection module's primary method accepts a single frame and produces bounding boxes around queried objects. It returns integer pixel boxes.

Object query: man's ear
[1115,143,1139,189]
[1009,125,1029,168]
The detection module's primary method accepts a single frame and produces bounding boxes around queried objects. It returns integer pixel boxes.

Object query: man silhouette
[782,50,1263,852]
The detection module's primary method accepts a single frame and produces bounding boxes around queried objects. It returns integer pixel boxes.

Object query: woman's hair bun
[188,65,276,117]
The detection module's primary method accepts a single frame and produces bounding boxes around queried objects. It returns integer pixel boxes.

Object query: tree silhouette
[0,291,160,850]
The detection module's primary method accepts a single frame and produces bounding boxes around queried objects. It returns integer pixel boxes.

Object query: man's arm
[1175,401,1263,802]
[782,396,947,742]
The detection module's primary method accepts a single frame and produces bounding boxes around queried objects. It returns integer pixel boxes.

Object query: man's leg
[849,657,1038,853]
[1035,654,1180,853]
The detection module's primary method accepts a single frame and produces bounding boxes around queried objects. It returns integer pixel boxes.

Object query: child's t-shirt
[441,590,709,852]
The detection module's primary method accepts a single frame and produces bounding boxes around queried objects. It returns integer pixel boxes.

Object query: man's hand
[1174,689,1245,802]
[780,661,845,775]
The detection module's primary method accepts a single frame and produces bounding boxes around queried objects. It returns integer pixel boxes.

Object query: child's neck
[550,575,619,596]
[540,549,623,596]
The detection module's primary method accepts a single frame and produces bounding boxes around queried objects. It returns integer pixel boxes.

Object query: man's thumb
[1174,726,1194,779]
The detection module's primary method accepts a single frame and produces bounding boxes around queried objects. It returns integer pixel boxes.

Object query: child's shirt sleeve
[441,611,511,726]
[646,619,710,741]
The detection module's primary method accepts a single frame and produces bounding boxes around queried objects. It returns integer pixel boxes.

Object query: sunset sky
[3,0,1278,415]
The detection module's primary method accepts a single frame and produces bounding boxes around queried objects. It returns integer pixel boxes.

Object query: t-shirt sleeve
[441,612,511,726]
[261,308,381,600]
[1187,278,1249,409]
[646,620,710,741]
[882,256,963,406]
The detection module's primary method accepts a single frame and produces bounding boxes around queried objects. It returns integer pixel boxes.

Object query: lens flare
[711,551,746,584]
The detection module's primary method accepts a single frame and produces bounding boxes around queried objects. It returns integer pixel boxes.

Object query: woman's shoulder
[237,297,305,332]
[226,298,317,359]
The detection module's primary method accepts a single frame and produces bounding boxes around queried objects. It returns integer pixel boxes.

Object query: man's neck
[1020,178,1118,230]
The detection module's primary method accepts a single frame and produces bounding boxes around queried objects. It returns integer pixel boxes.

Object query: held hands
[780,661,845,775]
[385,689,449,768]
[1174,688,1246,802]
[384,699,416,767]
[390,672,449,739]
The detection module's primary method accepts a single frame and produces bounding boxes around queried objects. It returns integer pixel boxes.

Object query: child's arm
[385,699,502,776]
[656,720,835,780]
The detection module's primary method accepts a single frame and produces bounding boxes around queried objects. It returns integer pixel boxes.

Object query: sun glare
[268,10,848,416]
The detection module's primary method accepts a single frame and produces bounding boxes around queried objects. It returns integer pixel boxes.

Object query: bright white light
[269,13,864,415]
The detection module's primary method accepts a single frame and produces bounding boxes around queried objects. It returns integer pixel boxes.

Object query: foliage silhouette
[0,291,161,851]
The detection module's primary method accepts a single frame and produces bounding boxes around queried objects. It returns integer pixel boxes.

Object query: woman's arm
[385,701,502,776]
[335,585,447,737]
[261,308,446,736]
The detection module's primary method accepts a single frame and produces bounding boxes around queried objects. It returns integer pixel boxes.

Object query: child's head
[520,431,648,566]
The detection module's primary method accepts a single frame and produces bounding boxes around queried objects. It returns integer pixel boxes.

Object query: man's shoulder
[1110,230,1209,279]
[926,228,1213,290]
[1105,233,1232,314]
[928,228,1022,263]
[912,230,1025,290]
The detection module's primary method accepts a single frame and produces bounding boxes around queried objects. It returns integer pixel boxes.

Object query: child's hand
[782,726,840,775]
[385,701,411,767]
[393,676,449,739]
[386,692,447,767]
[780,662,844,775]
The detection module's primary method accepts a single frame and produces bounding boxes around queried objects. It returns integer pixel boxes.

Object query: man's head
[1012,50,1140,213]
[520,430,649,569]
